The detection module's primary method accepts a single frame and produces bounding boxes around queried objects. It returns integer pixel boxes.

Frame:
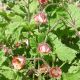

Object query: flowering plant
[0,0,80,80]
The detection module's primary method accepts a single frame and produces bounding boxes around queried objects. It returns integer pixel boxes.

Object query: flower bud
[38,0,48,5]
[12,56,26,70]
[34,12,47,24]
[15,42,21,48]
[49,67,62,79]
[37,43,51,54]
[38,64,49,74]
[35,64,49,76]
[2,45,12,55]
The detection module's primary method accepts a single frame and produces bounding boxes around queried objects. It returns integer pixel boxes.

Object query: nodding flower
[49,67,62,79]
[37,42,51,54]
[38,0,48,5]
[12,56,26,70]
[34,12,48,24]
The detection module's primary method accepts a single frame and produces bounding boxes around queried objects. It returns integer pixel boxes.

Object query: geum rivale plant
[0,0,80,80]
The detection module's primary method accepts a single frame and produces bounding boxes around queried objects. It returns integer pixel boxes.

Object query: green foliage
[0,51,7,66]
[0,0,80,80]
[49,33,76,63]
[0,67,16,80]
[68,4,80,28]
[63,71,80,80]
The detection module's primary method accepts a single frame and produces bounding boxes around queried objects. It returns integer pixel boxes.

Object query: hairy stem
[23,0,30,22]
[60,61,66,68]
[27,0,30,22]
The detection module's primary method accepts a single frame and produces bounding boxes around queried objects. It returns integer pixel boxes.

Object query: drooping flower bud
[38,64,49,74]
[49,67,62,79]
[15,42,21,48]
[34,12,47,24]
[12,56,26,70]
[2,45,12,55]
[38,0,48,5]
[37,43,51,54]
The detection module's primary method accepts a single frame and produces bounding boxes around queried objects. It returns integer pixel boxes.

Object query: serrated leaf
[30,37,37,49]
[63,71,80,80]
[38,33,46,43]
[68,66,80,73]
[0,66,12,70]
[11,15,24,22]
[68,4,80,28]
[48,33,76,62]
[30,1,39,13]
[12,5,25,15]
[12,26,23,42]
[5,22,20,39]
[0,51,7,66]
[0,69,16,80]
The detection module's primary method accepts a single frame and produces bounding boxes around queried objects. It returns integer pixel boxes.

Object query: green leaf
[37,33,46,43]
[63,71,80,80]
[68,4,80,28]
[16,75,22,80]
[10,15,24,22]
[0,51,4,57]
[12,26,23,42]
[5,22,20,39]
[68,66,80,73]
[48,33,76,63]
[0,51,7,66]
[0,66,16,80]
[77,40,80,49]
[30,36,37,49]
[30,0,39,13]
[12,5,25,15]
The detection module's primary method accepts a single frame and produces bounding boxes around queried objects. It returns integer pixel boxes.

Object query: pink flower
[49,67,62,79]
[12,56,26,70]
[37,43,51,54]
[38,0,48,4]
[34,12,47,24]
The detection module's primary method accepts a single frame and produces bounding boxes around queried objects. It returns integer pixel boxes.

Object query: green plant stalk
[38,24,41,32]
[33,56,36,80]
[60,61,66,68]
[23,0,30,22]
[38,53,41,80]
[27,0,30,22]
